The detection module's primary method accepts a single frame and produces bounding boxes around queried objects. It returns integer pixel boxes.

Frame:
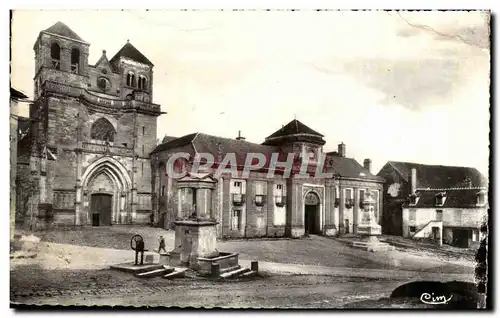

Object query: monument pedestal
[352,190,395,252]
[172,219,218,270]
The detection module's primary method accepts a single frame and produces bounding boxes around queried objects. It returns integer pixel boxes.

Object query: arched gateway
[304,191,321,235]
[81,156,132,226]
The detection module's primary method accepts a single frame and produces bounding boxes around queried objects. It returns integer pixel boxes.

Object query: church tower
[32,21,90,100]
[17,22,163,230]
[109,40,154,103]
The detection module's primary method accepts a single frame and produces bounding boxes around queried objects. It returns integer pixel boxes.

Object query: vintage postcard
[9,9,490,309]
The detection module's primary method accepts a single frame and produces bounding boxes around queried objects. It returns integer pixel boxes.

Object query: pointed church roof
[263,119,325,146]
[43,21,86,42]
[265,119,325,139]
[109,41,154,66]
[93,50,115,73]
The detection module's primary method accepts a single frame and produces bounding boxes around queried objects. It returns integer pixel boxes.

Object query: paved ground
[37,226,475,274]
[11,273,407,308]
[10,226,477,308]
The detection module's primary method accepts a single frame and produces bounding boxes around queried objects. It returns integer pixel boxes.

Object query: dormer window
[50,43,61,70]
[477,191,487,206]
[435,192,446,206]
[70,48,80,74]
[409,193,419,206]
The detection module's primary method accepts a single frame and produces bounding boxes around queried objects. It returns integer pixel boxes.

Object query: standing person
[135,237,145,265]
[158,235,166,254]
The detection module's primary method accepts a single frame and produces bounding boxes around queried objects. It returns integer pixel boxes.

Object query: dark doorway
[90,194,112,226]
[304,192,320,235]
[453,229,471,248]
[432,226,440,244]
[305,205,320,234]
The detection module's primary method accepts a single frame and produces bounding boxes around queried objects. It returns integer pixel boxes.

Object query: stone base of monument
[110,263,165,274]
[352,223,395,252]
[197,252,240,275]
[143,251,160,264]
[352,236,395,252]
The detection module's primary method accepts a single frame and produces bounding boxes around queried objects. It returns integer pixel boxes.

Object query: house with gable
[377,161,488,247]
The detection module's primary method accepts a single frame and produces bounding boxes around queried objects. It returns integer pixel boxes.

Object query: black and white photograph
[8,8,491,310]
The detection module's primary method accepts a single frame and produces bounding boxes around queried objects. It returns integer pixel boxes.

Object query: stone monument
[169,172,219,270]
[352,189,394,252]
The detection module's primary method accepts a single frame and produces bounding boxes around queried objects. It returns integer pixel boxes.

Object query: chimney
[338,142,346,157]
[410,168,417,194]
[363,159,372,173]
[236,130,246,141]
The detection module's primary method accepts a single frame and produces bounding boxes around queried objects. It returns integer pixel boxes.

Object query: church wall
[88,65,121,97]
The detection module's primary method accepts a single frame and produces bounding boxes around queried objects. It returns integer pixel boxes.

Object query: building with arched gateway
[150,120,385,239]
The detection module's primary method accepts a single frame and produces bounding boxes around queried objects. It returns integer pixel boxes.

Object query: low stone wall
[197,252,239,275]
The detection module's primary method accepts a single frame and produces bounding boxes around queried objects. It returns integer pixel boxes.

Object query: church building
[16,22,163,229]
[16,22,385,238]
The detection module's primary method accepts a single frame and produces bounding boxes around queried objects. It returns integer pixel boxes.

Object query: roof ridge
[43,21,86,43]
[389,160,480,170]
[388,161,409,182]
[109,41,153,66]
[191,132,200,154]
[417,187,487,191]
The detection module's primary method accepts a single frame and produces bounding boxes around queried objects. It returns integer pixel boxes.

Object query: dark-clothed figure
[158,235,166,254]
[135,239,145,265]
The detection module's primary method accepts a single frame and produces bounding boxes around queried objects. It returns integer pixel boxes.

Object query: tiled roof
[403,188,487,209]
[265,119,324,140]
[43,21,85,42]
[151,133,198,154]
[10,87,28,100]
[193,133,280,167]
[109,42,154,67]
[161,135,178,144]
[152,131,383,181]
[327,155,385,182]
[386,161,487,189]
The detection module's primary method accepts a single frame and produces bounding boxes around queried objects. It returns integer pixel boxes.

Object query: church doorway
[304,192,321,235]
[90,194,112,226]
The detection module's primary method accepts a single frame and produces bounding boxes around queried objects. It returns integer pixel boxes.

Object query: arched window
[90,118,116,142]
[138,75,148,90]
[50,43,61,70]
[127,72,136,87]
[71,48,80,74]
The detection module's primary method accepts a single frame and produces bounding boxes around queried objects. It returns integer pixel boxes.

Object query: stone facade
[10,88,29,238]
[16,22,162,229]
[151,122,384,239]
[402,189,488,246]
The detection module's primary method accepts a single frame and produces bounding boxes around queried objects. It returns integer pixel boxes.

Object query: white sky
[10,10,490,176]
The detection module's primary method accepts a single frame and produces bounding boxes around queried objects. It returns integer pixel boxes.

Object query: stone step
[239,270,258,278]
[110,263,165,274]
[220,267,251,279]
[351,241,395,252]
[220,265,241,274]
[135,266,175,278]
[163,268,188,279]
